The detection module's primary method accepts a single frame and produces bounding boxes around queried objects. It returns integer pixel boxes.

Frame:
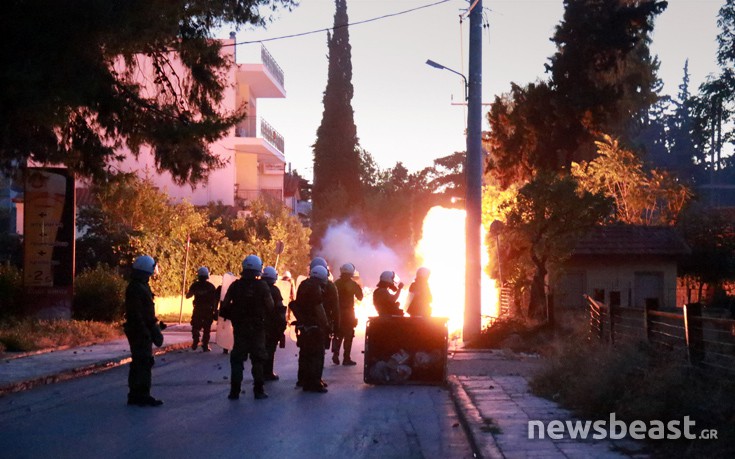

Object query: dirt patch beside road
[447,349,544,379]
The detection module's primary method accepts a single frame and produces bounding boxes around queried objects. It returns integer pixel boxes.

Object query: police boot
[228,382,241,400]
[139,395,164,406]
[253,384,269,400]
[128,394,163,407]
[202,344,210,352]
[332,353,340,365]
[191,336,199,351]
[343,342,356,365]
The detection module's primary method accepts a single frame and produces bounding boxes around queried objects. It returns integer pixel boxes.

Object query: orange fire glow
[414,206,499,337]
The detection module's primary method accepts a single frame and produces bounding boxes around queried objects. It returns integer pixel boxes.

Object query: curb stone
[448,375,505,459]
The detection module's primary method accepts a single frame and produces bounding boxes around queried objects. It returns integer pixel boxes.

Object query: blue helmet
[132,255,156,275]
[380,270,395,283]
[262,266,278,283]
[310,257,328,270]
[242,255,263,273]
[340,263,356,276]
[197,267,210,279]
[310,265,329,283]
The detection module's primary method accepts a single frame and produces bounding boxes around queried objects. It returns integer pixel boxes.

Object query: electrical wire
[225,0,453,46]
[461,0,480,19]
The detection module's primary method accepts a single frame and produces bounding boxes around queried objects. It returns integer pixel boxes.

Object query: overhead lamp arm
[425,59,468,101]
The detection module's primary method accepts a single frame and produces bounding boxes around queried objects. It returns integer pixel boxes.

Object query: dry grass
[156,312,191,324]
[0,318,123,353]
[530,329,735,458]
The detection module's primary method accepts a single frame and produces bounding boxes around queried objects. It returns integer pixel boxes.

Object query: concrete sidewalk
[447,373,648,458]
[0,325,192,395]
[1,329,647,458]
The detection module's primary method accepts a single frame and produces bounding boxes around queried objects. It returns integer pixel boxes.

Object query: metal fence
[586,295,735,374]
[260,45,284,88]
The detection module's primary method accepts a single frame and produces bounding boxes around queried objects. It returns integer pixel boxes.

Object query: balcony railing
[235,117,285,154]
[261,45,284,88]
[260,119,284,153]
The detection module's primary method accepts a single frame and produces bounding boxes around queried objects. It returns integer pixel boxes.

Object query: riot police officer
[373,270,405,316]
[124,255,165,407]
[332,262,363,366]
[407,267,433,317]
[261,266,288,381]
[309,257,339,351]
[219,255,274,400]
[185,266,220,352]
[292,265,330,393]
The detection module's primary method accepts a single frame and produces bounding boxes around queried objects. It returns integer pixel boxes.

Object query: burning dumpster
[363,316,448,385]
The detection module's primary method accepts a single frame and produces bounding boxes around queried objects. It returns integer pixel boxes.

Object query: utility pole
[464,0,483,342]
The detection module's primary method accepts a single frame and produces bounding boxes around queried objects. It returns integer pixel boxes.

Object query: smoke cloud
[317,221,408,288]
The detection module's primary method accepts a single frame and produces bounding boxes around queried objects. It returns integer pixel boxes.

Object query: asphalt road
[0,334,474,459]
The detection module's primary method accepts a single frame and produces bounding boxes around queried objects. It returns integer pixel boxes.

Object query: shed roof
[572,225,690,256]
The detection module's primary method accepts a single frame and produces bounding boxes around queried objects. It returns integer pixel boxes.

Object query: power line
[226,0,452,46]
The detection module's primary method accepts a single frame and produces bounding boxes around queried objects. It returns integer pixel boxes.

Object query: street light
[425,59,468,101]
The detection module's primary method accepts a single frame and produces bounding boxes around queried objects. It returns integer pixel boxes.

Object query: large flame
[347,206,500,341]
[415,206,499,337]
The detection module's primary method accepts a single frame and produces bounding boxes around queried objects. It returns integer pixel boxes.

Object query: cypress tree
[311,0,363,246]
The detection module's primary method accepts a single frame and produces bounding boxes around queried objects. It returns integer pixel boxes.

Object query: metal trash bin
[363,316,448,385]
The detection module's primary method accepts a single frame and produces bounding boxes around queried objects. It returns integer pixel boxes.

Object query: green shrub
[0,263,23,319]
[73,265,126,322]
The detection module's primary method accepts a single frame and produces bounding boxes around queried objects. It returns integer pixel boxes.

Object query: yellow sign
[24,170,68,287]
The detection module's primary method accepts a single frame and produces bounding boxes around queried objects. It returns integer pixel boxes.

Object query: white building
[112,37,287,211]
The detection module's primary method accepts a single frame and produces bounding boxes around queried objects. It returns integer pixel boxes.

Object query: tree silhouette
[311,0,363,246]
[485,0,667,187]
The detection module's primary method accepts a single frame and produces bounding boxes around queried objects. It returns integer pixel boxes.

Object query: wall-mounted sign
[259,162,285,175]
[23,168,75,319]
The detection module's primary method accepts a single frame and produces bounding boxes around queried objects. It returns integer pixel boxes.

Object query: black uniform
[219,273,274,399]
[123,270,164,406]
[292,277,329,392]
[324,280,340,348]
[265,283,288,380]
[373,281,404,316]
[332,275,363,365]
[185,278,220,350]
[407,278,432,317]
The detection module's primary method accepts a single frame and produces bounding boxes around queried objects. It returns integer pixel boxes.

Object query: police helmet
[242,254,263,273]
[340,263,356,276]
[262,266,278,283]
[132,255,156,275]
[416,267,431,280]
[310,257,328,269]
[310,265,329,283]
[197,266,210,279]
[379,270,395,283]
